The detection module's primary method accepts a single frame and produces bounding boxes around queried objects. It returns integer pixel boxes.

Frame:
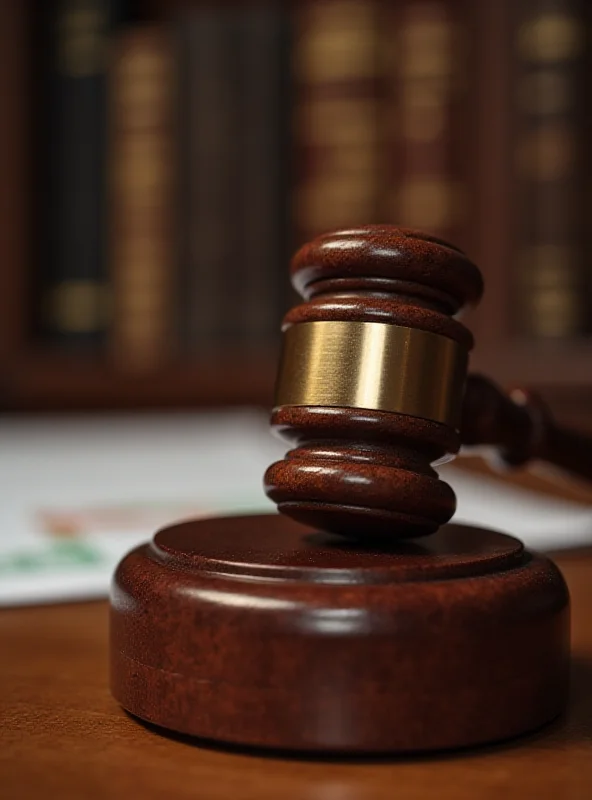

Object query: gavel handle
[461,374,592,483]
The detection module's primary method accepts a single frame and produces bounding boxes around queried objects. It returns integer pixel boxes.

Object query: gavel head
[264,225,484,540]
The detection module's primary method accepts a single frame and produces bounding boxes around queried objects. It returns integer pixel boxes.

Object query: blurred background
[0,0,590,424]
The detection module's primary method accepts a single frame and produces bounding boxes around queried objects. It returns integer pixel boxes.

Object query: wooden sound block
[110,514,569,753]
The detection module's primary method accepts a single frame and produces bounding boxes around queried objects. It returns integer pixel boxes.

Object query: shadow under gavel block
[110,227,570,753]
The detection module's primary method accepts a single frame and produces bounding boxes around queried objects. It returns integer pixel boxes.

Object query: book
[511,0,587,338]
[39,0,127,348]
[109,24,176,371]
[0,2,29,366]
[291,0,384,243]
[234,5,291,350]
[176,8,240,354]
[385,0,473,248]
[177,6,290,355]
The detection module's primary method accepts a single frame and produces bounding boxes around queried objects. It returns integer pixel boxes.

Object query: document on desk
[0,411,591,607]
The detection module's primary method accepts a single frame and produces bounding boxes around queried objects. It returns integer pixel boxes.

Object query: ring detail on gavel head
[275,320,468,430]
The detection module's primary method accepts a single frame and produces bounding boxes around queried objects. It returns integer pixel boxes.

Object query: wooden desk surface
[1,548,591,799]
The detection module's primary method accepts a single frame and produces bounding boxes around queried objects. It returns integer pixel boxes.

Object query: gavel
[111,225,584,754]
[265,225,592,538]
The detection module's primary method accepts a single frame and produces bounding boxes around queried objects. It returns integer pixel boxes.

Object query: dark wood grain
[110,513,569,753]
[3,545,591,799]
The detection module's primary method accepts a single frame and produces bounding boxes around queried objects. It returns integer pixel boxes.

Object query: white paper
[0,411,590,607]
[442,464,592,550]
[0,411,280,607]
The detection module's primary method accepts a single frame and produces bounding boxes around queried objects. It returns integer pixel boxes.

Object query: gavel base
[110,514,569,753]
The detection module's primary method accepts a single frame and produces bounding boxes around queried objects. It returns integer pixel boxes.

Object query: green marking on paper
[0,540,105,575]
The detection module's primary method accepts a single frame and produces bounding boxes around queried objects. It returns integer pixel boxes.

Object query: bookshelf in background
[469,0,592,415]
[0,0,590,425]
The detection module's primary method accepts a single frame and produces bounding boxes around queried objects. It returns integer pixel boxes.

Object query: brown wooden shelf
[2,346,590,435]
[0,350,278,411]
[469,337,592,430]
[472,337,592,388]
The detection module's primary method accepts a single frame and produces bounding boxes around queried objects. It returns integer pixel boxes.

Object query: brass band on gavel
[274,321,468,430]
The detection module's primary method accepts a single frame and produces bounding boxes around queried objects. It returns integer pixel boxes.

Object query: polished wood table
[1,542,591,799]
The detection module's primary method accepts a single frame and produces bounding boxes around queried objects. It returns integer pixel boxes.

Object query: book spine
[177,9,240,354]
[0,2,29,363]
[236,5,288,350]
[42,0,119,347]
[585,2,592,333]
[109,25,175,371]
[511,0,587,338]
[292,0,384,243]
[386,0,472,247]
[465,0,514,356]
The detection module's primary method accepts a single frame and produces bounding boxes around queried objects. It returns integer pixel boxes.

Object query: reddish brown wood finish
[266,226,482,539]
[289,226,483,307]
[462,374,592,483]
[110,513,569,753]
[4,545,592,798]
[266,406,459,538]
[110,225,577,754]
